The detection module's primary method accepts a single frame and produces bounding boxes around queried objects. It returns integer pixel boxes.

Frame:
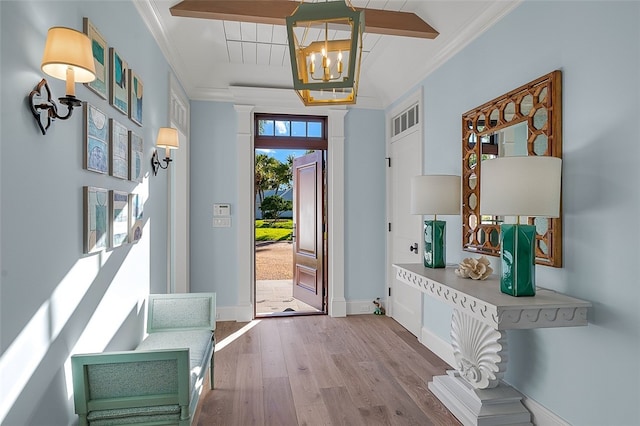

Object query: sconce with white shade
[151,127,179,176]
[410,175,461,268]
[480,156,562,296]
[286,0,364,106]
[28,27,96,135]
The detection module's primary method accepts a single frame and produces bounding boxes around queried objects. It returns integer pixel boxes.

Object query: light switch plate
[213,204,230,216]
[213,217,231,228]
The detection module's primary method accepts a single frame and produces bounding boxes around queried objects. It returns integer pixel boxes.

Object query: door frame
[168,73,190,294]
[385,87,424,318]
[233,88,347,321]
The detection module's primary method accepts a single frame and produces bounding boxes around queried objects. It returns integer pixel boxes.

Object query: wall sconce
[410,175,461,268]
[151,127,179,175]
[28,27,96,135]
[480,156,561,296]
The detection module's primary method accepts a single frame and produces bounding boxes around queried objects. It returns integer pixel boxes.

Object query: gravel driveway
[255,242,293,280]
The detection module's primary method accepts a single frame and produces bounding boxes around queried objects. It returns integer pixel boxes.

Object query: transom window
[255,114,327,150]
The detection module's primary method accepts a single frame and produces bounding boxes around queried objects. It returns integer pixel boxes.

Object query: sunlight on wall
[63,220,151,398]
[0,254,106,423]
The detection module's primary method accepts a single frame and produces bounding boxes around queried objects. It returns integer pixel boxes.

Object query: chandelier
[286,1,364,106]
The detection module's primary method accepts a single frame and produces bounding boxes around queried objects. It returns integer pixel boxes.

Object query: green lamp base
[500,223,536,297]
[424,220,446,268]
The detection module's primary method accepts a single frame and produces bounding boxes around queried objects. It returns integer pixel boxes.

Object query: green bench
[71,293,216,425]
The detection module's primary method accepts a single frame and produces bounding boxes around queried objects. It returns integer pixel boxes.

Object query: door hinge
[385,157,391,167]
[388,222,392,232]
[388,287,391,297]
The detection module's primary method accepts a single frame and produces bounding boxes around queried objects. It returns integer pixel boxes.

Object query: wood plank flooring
[194,315,461,426]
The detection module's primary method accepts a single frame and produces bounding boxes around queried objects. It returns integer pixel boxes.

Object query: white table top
[393,263,592,330]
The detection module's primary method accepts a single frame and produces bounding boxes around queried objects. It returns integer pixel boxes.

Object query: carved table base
[429,370,532,426]
[430,309,531,425]
[393,264,591,426]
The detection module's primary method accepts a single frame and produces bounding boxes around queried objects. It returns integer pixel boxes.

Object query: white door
[389,126,423,337]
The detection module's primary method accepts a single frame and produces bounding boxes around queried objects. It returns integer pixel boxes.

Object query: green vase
[500,224,536,296]
[424,220,446,268]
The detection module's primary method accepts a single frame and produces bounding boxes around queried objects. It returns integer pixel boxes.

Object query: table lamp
[410,175,461,268]
[480,156,561,296]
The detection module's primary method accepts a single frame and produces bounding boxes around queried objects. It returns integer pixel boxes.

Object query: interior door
[292,151,324,310]
[390,128,423,337]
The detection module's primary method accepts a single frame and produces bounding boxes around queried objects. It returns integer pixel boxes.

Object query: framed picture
[111,190,130,248]
[129,193,143,243]
[84,103,109,174]
[109,47,128,115]
[110,119,129,179]
[129,131,144,183]
[128,70,143,126]
[84,186,109,253]
[83,18,107,99]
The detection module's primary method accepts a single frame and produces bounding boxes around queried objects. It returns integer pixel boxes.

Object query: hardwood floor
[194,315,461,426]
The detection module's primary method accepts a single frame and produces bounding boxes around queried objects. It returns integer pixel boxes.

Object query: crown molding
[381,0,523,109]
[133,0,193,97]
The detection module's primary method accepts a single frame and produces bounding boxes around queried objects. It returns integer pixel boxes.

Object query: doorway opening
[254,114,328,318]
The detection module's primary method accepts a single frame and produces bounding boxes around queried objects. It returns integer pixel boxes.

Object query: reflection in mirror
[461,70,562,267]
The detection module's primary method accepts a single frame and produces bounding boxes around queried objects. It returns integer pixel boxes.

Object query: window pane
[307,122,322,138]
[291,121,306,137]
[275,120,290,136]
[258,120,274,136]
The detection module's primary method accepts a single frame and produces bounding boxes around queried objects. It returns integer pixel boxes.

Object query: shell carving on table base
[451,309,507,389]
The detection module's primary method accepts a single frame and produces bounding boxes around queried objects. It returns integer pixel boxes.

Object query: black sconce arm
[29,79,83,135]
[151,150,173,176]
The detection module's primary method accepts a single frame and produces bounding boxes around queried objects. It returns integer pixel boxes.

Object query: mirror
[462,70,562,267]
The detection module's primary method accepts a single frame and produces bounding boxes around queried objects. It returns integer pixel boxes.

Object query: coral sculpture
[455,256,493,280]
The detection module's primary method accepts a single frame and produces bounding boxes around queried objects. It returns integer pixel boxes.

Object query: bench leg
[210,335,215,389]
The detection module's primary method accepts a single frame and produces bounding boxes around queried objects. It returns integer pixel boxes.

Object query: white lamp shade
[41,27,96,83]
[480,156,562,218]
[156,128,179,149]
[410,175,461,215]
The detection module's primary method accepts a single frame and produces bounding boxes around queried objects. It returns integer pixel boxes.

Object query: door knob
[409,243,418,253]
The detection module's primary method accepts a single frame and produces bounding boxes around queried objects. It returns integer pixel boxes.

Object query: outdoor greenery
[261,195,293,221]
[255,219,293,241]
[255,153,294,219]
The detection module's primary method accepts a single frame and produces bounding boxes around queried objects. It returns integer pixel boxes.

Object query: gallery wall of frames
[81,17,145,254]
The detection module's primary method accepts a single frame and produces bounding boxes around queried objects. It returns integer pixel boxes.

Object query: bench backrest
[147,293,216,333]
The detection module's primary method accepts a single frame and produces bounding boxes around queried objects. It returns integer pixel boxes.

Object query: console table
[393,263,591,426]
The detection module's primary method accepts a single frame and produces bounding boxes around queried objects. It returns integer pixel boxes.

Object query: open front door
[292,151,324,311]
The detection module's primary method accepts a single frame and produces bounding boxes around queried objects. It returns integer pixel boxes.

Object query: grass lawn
[255,219,293,241]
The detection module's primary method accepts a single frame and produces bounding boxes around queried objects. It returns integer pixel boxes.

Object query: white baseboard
[419,326,567,426]
[345,299,376,315]
[522,395,570,426]
[420,326,456,367]
[215,306,240,322]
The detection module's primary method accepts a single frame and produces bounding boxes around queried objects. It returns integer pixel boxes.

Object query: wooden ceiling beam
[170,0,439,39]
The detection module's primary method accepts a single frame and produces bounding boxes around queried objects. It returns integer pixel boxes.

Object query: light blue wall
[189,101,238,305]
[0,1,174,424]
[344,108,387,301]
[188,106,387,307]
[392,1,640,424]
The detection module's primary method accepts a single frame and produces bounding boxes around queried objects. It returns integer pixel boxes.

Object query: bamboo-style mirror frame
[461,70,562,267]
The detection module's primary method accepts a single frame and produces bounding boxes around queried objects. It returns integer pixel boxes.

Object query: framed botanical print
[84,103,109,174]
[109,47,128,115]
[129,131,144,183]
[110,119,129,179]
[129,193,143,243]
[128,70,143,126]
[83,18,107,99]
[84,186,109,253]
[111,190,129,248]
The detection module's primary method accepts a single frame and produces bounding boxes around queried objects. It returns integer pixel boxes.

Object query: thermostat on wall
[213,204,230,216]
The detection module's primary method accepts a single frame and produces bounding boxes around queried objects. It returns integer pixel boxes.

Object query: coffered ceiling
[135,0,520,108]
